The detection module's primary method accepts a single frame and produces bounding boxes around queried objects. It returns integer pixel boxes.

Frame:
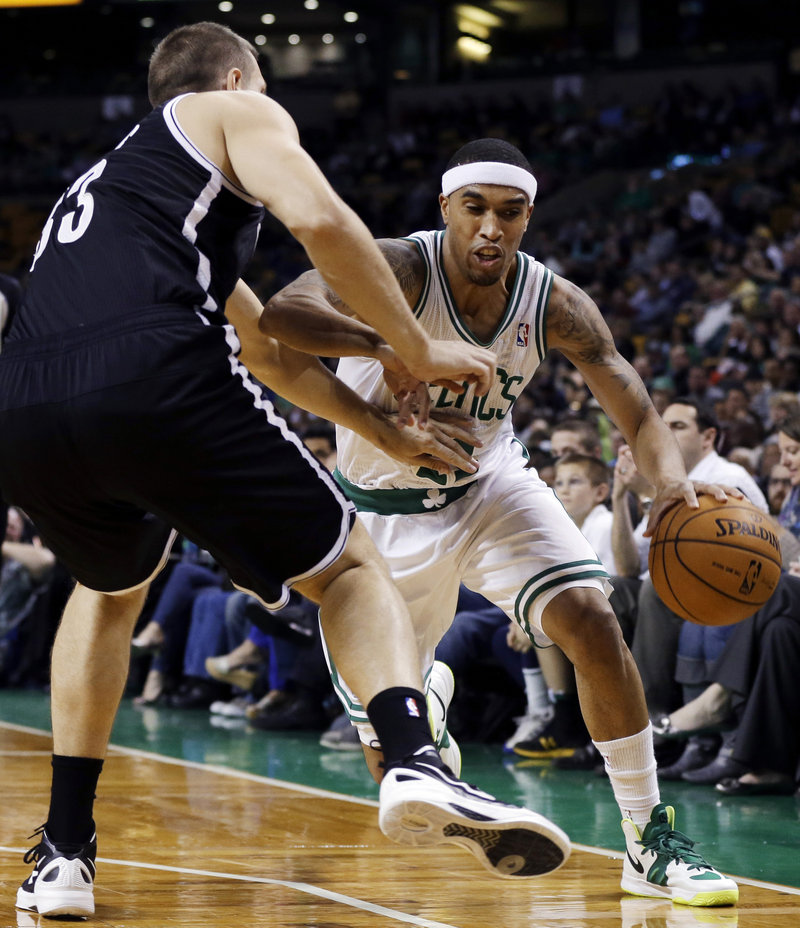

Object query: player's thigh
[462,468,611,646]
[356,508,465,664]
[129,374,354,611]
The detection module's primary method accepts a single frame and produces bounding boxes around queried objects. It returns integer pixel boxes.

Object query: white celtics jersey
[334,229,554,514]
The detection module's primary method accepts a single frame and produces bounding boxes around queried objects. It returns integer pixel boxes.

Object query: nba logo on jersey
[405,697,421,717]
[516,323,530,347]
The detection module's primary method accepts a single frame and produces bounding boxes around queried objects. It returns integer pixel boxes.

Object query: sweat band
[441,161,537,203]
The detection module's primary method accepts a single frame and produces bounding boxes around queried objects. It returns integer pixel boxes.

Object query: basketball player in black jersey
[1,22,571,919]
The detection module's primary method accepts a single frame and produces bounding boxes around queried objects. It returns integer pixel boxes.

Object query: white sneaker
[503,706,555,753]
[621,804,738,906]
[426,660,462,777]
[16,827,95,917]
[209,695,252,717]
[379,749,570,878]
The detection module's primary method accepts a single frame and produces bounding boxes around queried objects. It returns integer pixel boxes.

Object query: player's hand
[644,481,743,537]
[401,340,496,397]
[506,622,532,653]
[382,366,432,429]
[371,407,481,475]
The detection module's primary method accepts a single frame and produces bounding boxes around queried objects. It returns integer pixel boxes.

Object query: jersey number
[30,160,108,271]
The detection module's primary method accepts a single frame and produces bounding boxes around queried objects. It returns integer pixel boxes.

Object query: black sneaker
[16,826,96,917]
[248,693,329,731]
[512,701,589,758]
[379,749,571,878]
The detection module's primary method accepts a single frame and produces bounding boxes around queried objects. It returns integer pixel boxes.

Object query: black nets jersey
[9,94,265,343]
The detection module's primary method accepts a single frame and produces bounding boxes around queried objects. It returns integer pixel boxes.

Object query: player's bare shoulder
[376,238,425,306]
[545,273,616,364]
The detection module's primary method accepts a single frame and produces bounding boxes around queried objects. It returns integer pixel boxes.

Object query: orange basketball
[648,494,782,625]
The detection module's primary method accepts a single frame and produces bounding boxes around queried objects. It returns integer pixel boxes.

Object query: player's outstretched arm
[546,276,738,533]
[262,241,467,427]
[226,281,478,474]
[546,276,694,520]
[208,92,496,393]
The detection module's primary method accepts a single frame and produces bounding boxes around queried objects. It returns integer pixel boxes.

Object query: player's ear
[225,67,244,91]
[439,193,449,225]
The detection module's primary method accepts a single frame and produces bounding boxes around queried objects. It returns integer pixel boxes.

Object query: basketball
[648,494,782,626]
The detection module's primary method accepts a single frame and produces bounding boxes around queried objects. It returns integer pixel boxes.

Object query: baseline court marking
[2,720,799,898]
[0,848,460,928]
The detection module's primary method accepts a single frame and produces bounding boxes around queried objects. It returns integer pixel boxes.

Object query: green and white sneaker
[622,804,738,907]
[426,661,462,778]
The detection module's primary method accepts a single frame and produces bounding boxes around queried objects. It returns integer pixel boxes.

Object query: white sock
[522,667,550,715]
[593,723,660,828]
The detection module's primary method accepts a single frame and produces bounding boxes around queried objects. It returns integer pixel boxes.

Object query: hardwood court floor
[1,691,798,928]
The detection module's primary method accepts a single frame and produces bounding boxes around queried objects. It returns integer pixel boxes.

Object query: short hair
[302,421,336,444]
[445,138,533,174]
[550,418,602,454]
[555,453,611,488]
[148,22,260,107]
[669,397,719,433]
[779,411,800,443]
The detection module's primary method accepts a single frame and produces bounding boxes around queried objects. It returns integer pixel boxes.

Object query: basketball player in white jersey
[262,138,741,907]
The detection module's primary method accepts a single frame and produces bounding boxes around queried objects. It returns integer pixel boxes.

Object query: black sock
[46,755,104,846]
[366,687,436,767]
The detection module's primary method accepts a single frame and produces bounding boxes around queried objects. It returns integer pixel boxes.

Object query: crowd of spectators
[1,67,799,791]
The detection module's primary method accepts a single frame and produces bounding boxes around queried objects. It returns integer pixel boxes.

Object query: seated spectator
[211,590,323,726]
[131,545,227,705]
[0,506,57,682]
[247,592,335,732]
[549,416,604,460]
[654,572,800,795]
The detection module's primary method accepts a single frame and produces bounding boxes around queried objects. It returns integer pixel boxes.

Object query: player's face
[553,463,606,526]
[240,53,267,95]
[440,185,532,287]
[778,430,800,486]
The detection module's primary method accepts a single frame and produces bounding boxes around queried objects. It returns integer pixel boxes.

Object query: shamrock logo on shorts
[423,489,446,509]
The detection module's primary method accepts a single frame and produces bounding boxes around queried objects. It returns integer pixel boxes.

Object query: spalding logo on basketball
[648,494,782,625]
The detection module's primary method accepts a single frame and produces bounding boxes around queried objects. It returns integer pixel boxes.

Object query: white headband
[441,161,537,203]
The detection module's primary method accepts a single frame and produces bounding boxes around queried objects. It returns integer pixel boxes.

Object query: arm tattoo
[315,239,421,312]
[549,287,614,365]
[550,278,652,414]
[378,239,424,302]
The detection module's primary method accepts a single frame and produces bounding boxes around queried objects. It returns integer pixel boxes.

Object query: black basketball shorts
[0,318,355,608]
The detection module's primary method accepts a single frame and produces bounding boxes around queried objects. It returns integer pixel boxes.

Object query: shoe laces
[639,822,714,871]
[23,825,46,865]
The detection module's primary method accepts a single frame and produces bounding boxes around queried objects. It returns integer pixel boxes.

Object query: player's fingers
[431,378,468,393]
[394,390,414,430]
[415,456,451,476]
[414,382,430,429]
[428,439,478,473]
[643,498,679,537]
